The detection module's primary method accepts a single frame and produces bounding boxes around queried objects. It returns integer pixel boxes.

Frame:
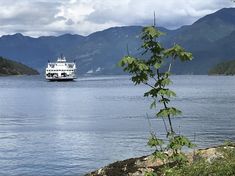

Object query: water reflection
[0,75,234,175]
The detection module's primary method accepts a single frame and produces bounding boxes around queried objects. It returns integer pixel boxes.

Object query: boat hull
[46,77,76,81]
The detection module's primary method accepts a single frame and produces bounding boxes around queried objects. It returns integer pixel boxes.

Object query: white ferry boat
[45,55,76,81]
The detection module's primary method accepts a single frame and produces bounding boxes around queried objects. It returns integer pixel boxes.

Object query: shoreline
[85,143,235,176]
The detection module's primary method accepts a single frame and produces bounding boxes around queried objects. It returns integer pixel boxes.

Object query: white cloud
[86,0,235,28]
[0,0,234,37]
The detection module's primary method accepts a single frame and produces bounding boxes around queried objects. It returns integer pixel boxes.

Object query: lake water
[0,75,234,176]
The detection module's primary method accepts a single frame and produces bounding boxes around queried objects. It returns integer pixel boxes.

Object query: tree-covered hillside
[0,56,39,75]
[1,8,235,75]
[209,60,235,75]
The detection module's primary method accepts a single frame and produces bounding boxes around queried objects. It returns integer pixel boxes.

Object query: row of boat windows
[47,70,74,71]
[49,66,74,68]
[49,64,74,65]
[49,64,74,67]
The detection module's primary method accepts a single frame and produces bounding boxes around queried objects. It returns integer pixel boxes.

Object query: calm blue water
[0,75,234,176]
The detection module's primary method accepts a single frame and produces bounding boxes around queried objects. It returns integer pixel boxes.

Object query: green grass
[156,146,235,176]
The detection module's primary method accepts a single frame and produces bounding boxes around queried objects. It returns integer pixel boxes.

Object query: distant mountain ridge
[1,8,235,75]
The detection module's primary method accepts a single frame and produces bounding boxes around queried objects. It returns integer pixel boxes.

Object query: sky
[0,0,234,37]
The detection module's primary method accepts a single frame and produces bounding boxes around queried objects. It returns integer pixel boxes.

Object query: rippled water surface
[0,75,234,175]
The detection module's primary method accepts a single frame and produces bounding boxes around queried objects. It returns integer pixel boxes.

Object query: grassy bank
[86,143,235,176]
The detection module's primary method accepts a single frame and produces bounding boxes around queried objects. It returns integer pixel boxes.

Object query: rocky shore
[85,144,235,176]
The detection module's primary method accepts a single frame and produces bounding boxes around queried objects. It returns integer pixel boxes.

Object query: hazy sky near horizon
[0,0,234,37]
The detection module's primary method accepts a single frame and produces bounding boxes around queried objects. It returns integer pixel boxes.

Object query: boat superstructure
[45,56,76,81]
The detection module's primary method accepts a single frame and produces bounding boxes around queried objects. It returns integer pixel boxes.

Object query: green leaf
[138,63,149,71]
[168,135,195,151]
[157,107,182,118]
[156,77,173,87]
[142,26,164,38]
[179,51,193,62]
[148,135,164,147]
[118,56,137,69]
[158,89,176,97]
[154,62,161,69]
[144,171,157,176]
[131,74,148,85]
[170,152,188,164]
[153,151,168,160]
[159,97,170,104]
[164,44,193,62]
[144,88,159,97]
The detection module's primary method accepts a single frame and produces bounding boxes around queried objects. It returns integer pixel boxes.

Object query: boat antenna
[153,11,156,27]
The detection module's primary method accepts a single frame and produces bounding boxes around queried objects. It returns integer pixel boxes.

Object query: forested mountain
[0,56,39,76]
[1,8,235,75]
[209,60,235,75]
